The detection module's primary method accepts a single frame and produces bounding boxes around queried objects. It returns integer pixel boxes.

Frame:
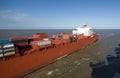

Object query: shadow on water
[90,44,120,78]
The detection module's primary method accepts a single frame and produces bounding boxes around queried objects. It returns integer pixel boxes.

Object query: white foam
[47,71,53,76]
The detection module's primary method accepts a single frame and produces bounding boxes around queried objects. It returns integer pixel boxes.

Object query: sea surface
[0,29,120,78]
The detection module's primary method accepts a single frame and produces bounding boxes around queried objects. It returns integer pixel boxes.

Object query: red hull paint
[0,34,98,78]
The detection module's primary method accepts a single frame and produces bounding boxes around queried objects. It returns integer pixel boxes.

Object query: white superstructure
[72,24,94,36]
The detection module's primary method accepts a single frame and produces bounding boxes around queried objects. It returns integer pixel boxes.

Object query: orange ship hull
[0,34,98,78]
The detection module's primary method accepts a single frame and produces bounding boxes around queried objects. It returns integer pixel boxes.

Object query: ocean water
[0,29,72,39]
[0,29,120,78]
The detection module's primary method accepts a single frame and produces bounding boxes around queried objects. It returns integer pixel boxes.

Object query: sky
[0,0,120,29]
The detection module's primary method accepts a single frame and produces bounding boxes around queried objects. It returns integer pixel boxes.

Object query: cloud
[0,10,45,29]
[0,10,31,22]
[0,10,12,14]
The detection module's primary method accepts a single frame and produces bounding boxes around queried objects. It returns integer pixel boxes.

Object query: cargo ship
[0,24,99,78]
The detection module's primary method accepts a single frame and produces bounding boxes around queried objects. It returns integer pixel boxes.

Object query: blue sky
[0,0,120,29]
